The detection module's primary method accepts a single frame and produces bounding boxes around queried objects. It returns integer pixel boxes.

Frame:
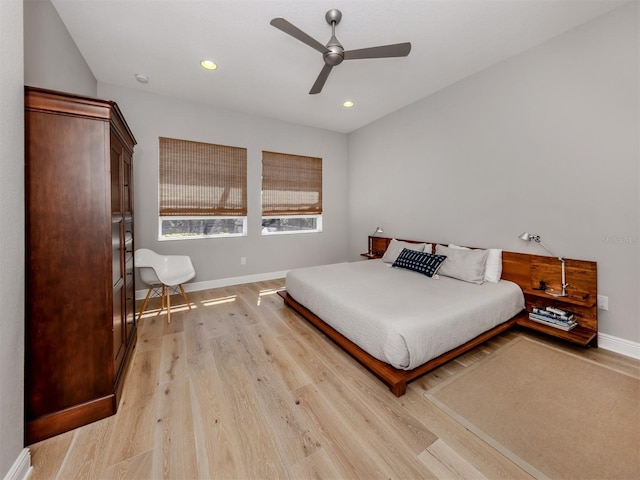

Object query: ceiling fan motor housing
[324,36,344,66]
[323,10,344,66]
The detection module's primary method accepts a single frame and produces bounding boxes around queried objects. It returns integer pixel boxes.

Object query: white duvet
[286,259,524,370]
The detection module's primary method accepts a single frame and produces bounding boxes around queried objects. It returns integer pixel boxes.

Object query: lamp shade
[519,232,532,241]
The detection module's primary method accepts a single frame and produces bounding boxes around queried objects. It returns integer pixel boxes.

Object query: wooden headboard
[370,236,595,294]
[368,236,598,342]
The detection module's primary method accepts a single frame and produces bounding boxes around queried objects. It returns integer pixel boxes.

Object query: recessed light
[134,73,149,84]
[200,59,218,70]
[342,100,354,108]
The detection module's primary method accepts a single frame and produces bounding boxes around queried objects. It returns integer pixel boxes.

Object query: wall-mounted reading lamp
[519,232,568,297]
[369,227,384,255]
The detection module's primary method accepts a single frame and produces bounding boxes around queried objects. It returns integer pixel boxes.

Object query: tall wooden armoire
[24,86,137,444]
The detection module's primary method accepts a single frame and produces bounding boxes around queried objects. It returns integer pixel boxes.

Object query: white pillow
[448,243,503,283]
[381,239,429,264]
[436,244,488,284]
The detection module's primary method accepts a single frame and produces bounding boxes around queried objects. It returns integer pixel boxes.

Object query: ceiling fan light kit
[270,8,411,94]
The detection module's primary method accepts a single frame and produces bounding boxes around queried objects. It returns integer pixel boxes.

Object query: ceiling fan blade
[344,42,411,60]
[309,64,333,95]
[270,18,328,54]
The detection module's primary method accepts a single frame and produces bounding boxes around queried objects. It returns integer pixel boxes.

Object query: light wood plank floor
[28,279,639,479]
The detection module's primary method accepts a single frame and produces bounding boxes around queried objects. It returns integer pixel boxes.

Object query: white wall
[0,0,25,476]
[24,0,96,96]
[98,83,349,286]
[348,2,639,343]
[1,0,99,472]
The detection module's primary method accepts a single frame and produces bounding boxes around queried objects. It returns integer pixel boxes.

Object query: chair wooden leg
[137,287,153,322]
[166,284,171,324]
[179,284,192,310]
[161,285,166,310]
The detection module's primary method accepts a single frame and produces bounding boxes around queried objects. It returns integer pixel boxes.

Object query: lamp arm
[537,240,563,261]
[523,234,568,296]
[540,241,569,295]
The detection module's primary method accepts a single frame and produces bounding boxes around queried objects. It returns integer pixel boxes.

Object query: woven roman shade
[262,151,322,216]
[159,137,247,216]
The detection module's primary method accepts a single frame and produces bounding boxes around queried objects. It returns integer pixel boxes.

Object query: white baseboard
[3,449,32,480]
[135,270,289,300]
[598,333,640,360]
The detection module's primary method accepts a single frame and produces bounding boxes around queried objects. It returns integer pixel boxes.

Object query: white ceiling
[50,0,627,133]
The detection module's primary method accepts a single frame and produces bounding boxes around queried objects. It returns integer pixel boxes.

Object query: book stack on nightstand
[529,306,578,331]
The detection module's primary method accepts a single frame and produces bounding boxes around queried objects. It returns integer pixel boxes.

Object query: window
[261,151,322,235]
[159,137,247,240]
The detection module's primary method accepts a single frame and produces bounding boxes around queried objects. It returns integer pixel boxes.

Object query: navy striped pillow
[392,248,447,277]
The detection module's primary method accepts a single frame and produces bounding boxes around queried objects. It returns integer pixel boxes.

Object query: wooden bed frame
[279,236,598,396]
[278,290,515,396]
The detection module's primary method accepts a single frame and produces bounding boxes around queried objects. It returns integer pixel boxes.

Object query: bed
[279,238,531,396]
[286,259,524,370]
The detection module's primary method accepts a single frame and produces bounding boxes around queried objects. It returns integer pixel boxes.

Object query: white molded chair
[135,248,196,323]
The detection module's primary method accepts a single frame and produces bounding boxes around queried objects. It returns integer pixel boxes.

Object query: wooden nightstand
[366,235,392,258]
[514,257,598,347]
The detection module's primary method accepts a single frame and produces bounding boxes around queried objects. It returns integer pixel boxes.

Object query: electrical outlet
[597,295,609,311]
[240,257,246,265]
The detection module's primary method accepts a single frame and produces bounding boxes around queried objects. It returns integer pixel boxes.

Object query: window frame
[261,150,323,237]
[158,137,248,241]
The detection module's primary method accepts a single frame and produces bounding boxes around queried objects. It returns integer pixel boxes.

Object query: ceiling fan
[270,8,411,95]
